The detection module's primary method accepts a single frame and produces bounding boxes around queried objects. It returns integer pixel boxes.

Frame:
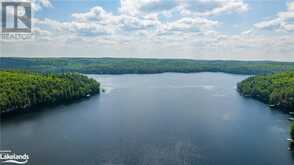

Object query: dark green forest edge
[237,72,294,141]
[2,57,294,75]
[0,71,100,115]
[238,72,294,111]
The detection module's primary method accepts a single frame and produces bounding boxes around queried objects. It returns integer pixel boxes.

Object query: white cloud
[31,0,249,42]
[254,1,294,32]
[4,0,294,61]
[119,0,248,17]
[281,23,294,31]
[159,17,218,34]
[36,2,221,40]
[254,18,281,30]
[72,6,111,22]
[287,1,294,11]
[32,0,53,12]
[180,0,248,17]
[119,0,178,15]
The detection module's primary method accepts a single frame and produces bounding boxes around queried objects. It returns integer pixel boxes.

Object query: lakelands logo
[0,150,30,164]
[1,0,33,40]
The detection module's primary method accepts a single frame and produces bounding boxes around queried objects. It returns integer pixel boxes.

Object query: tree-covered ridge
[1,57,294,75]
[0,71,100,114]
[237,72,294,112]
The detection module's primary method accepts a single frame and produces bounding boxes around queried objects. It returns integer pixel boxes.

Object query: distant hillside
[1,57,294,75]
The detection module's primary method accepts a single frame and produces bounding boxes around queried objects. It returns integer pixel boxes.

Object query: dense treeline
[0,71,100,114]
[1,57,294,75]
[237,72,294,112]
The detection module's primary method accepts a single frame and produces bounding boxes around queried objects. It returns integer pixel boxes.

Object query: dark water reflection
[1,73,294,165]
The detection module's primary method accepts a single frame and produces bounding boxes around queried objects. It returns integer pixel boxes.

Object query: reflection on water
[1,73,294,165]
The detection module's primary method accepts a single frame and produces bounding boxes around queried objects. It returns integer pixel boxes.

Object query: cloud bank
[1,0,294,61]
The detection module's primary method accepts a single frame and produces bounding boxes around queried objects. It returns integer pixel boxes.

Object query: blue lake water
[1,72,294,165]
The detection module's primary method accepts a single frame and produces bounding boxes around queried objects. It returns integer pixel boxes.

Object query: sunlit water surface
[1,73,294,165]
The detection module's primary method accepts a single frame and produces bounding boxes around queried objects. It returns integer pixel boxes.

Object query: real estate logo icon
[1,1,31,33]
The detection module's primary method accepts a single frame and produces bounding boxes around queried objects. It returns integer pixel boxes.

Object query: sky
[1,0,294,61]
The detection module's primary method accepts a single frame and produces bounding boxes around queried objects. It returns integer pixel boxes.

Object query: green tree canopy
[238,71,294,111]
[0,70,100,114]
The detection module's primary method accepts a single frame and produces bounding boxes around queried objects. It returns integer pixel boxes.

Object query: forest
[237,72,294,140]
[237,72,294,111]
[0,71,100,114]
[1,57,294,75]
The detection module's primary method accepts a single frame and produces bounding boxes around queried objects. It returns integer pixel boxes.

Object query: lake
[1,72,294,165]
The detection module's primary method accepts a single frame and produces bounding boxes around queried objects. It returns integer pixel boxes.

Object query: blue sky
[36,0,120,21]
[36,0,288,32]
[2,0,294,61]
